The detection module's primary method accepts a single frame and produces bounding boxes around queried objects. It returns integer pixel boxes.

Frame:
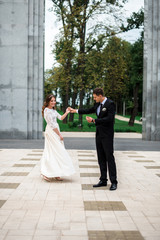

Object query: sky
[44,0,144,70]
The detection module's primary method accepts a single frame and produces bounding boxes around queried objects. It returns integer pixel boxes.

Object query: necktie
[99,103,103,115]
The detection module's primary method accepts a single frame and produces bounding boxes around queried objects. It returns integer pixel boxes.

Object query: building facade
[0,0,160,140]
[143,0,160,141]
[0,0,45,139]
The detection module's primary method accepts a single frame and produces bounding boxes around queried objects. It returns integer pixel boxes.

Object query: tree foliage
[128,33,143,126]
[121,8,144,31]
[47,0,129,124]
[44,2,144,126]
[103,37,131,102]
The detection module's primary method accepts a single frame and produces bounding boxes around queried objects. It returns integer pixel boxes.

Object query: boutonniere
[102,108,106,111]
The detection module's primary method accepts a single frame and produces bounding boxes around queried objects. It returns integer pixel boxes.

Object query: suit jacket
[78,98,115,139]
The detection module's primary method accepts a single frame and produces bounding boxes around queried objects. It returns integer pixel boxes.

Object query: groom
[70,88,118,190]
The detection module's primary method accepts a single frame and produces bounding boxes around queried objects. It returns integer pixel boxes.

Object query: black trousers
[96,132,117,184]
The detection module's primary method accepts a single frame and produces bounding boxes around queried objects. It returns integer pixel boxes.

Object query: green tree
[51,1,76,123]
[44,70,57,99]
[122,8,144,125]
[103,37,131,111]
[50,0,128,125]
[128,33,143,126]
[84,36,106,90]
[121,8,144,31]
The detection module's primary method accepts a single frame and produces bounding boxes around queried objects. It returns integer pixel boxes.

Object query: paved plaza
[0,133,160,240]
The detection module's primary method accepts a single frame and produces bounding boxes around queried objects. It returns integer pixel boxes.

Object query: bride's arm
[53,128,63,141]
[58,108,70,121]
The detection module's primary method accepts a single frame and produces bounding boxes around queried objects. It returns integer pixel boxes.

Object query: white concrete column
[143,0,160,141]
[0,0,45,139]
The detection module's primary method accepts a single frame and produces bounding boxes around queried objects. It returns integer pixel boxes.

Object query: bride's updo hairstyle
[42,94,56,117]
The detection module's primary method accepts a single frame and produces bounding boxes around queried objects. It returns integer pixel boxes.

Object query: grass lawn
[43,110,142,133]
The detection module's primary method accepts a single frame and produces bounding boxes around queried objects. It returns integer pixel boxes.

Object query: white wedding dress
[41,108,75,178]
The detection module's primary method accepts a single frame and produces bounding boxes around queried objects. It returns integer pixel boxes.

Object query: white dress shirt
[97,97,107,115]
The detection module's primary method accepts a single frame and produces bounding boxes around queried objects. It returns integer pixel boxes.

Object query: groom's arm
[70,106,96,114]
[78,106,96,115]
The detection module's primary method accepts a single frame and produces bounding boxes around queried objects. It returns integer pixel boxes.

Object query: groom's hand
[86,116,94,123]
[70,108,77,113]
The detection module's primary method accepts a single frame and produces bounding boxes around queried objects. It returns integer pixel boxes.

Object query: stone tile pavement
[0,147,160,240]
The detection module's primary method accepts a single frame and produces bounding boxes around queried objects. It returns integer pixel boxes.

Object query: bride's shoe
[41,174,51,182]
[54,177,63,181]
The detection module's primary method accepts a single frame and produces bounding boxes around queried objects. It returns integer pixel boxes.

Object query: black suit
[78,98,117,184]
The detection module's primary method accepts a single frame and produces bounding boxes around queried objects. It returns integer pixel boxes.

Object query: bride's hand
[66,107,70,113]
[59,134,64,141]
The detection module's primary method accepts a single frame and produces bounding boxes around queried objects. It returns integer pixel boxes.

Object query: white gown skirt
[41,125,75,178]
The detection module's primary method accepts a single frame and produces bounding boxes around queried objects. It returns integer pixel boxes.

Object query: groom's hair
[93,88,104,96]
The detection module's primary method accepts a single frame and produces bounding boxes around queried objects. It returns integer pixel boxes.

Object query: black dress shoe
[110,183,117,191]
[93,180,107,188]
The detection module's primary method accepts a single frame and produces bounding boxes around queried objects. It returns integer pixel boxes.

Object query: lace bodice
[44,108,61,130]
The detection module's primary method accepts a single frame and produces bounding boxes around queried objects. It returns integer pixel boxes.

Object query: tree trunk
[69,91,77,122]
[123,101,125,116]
[62,96,68,124]
[128,83,139,126]
[63,58,72,124]
[86,91,90,106]
[55,1,74,124]
[79,89,84,125]
[77,3,88,128]
[115,102,118,114]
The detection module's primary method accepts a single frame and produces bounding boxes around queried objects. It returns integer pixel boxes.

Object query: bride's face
[48,97,56,108]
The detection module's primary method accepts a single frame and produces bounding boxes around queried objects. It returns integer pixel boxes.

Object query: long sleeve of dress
[44,109,59,130]
[55,110,62,120]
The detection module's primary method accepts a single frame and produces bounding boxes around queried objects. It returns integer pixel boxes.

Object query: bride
[41,94,75,182]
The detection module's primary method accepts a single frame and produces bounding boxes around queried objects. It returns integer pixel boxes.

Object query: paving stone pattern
[13,164,36,167]
[128,156,145,158]
[1,172,29,176]
[144,166,160,169]
[122,152,138,154]
[32,150,43,152]
[27,153,42,156]
[79,165,99,168]
[79,159,97,161]
[135,160,155,162]
[0,183,20,189]
[0,200,6,208]
[82,184,109,190]
[78,155,95,158]
[21,158,40,161]
[84,201,127,211]
[78,151,93,153]
[0,149,160,239]
[88,230,144,240]
[80,173,100,177]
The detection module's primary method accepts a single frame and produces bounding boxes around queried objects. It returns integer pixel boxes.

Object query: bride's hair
[42,94,56,117]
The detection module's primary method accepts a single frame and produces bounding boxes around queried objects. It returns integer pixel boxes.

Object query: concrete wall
[0,0,45,139]
[143,0,160,141]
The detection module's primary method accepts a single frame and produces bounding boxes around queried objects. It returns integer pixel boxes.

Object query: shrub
[68,121,83,128]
